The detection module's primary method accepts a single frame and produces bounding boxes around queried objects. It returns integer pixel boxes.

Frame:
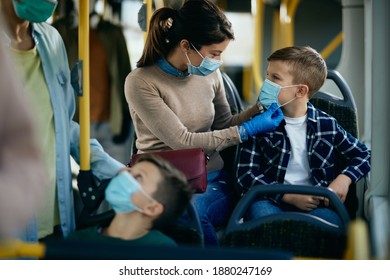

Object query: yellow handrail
[242,66,252,102]
[274,0,300,50]
[102,0,107,19]
[252,0,265,95]
[78,0,90,170]
[321,31,343,60]
[144,0,154,42]
[253,0,299,97]
[272,9,281,52]
[344,219,371,260]
[0,240,46,259]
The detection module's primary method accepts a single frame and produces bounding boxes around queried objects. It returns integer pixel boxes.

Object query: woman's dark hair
[137,0,235,67]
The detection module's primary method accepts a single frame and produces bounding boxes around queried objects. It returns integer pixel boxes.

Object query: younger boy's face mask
[12,0,58,23]
[105,172,156,214]
[185,43,223,76]
[259,79,299,109]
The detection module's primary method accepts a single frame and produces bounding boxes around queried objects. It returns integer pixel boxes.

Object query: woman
[125,0,283,246]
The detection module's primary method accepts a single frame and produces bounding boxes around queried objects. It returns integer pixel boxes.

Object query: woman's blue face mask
[12,0,57,23]
[185,43,223,76]
[259,79,299,109]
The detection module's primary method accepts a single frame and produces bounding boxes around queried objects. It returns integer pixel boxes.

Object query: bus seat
[311,69,358,137]
[75,177,114,230]
[221,71,244,115]
[310,69,361,218]
[76,200,114,230]
[0,240,292,260]
[160,202,204,247]
[220,184,350,259]
[220,71,244,198]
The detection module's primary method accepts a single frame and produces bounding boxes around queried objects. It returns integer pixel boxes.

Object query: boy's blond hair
[267,46,327,98]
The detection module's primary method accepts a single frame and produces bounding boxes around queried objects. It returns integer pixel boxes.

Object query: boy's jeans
[247,199,343,226]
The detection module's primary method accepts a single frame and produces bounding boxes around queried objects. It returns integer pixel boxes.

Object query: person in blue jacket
[0,0,124,242]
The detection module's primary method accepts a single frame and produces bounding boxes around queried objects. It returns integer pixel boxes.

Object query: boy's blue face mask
[105,172,156,214]
[13,0,57,23]
[259,79,299,109]
[185,43,223,76]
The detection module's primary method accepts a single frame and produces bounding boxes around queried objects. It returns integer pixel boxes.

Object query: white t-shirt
[283,115,313,185]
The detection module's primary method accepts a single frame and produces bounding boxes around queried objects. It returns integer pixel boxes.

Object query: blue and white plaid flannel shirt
[236,103,371,198]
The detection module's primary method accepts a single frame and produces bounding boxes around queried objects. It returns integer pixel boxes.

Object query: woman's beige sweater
[125,65,258,172]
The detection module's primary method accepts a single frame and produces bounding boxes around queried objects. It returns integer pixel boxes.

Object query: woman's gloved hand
[243,103,284,137]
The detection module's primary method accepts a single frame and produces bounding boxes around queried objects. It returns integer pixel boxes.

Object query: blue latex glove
[242,103,284,137]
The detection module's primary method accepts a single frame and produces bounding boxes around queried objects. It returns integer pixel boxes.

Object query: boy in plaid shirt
[236,46,370,225]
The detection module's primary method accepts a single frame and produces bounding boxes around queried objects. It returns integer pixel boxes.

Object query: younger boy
[68,155,192,246]
[236,46,370,225]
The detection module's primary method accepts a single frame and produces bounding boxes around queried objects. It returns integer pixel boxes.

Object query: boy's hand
[327,174,352,204]
[282,193,324,211]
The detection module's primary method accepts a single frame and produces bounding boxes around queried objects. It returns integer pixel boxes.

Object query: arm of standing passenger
[69,110,124,181]
[59,44,124,182]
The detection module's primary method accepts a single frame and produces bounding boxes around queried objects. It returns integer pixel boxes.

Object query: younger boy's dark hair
[135,155,192,229]
[267,46,327,98]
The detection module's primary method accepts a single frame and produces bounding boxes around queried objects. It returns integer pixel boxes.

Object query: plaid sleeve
[236,136,276,194]
[334,123,371,182]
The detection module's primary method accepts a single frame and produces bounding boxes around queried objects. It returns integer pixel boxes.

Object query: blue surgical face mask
[105,172,156,214]
[12,0,58,23]
[185,43,223,76]
[259,79,299,109]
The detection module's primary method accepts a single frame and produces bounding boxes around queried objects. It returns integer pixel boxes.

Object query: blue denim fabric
[247,199,342,226]
[191,170,236,246]
[156,57,189,77]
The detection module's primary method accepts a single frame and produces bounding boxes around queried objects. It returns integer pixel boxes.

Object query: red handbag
[128,148,208,193]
